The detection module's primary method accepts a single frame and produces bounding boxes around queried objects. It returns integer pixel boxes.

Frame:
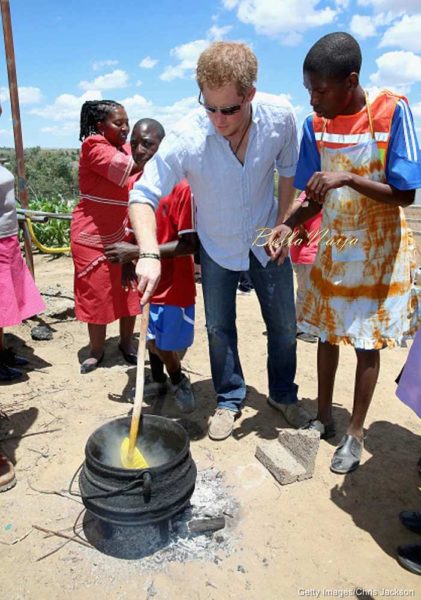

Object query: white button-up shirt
[129,92,299,270]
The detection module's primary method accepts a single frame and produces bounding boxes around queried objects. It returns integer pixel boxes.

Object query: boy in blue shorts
[105,118,198,413]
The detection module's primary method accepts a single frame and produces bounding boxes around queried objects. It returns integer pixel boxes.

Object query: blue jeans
[200,246,298,412]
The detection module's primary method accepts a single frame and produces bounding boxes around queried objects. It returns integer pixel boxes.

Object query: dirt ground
[1,254,420,600]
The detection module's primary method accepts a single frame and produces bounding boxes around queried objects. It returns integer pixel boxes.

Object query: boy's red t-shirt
[135,179,195,307]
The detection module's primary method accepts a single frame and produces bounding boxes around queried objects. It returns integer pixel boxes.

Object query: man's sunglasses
[198,91,245,116]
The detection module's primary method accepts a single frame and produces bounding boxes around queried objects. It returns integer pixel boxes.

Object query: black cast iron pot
[79,415,197,527]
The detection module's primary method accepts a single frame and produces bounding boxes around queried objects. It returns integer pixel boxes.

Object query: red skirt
[71,240,140,325]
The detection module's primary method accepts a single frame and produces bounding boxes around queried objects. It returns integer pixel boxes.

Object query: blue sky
[0,0,420,148]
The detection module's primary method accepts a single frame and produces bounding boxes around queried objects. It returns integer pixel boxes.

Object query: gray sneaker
[171,374,195,414]
[128,375,168,403]
[267,397,311,428]
[143,374,168,398]
[208,408,236,441]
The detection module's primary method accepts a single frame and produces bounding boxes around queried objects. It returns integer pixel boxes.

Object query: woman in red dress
[71,100,141,373]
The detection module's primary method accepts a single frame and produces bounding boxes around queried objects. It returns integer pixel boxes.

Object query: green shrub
[24,195,75,248]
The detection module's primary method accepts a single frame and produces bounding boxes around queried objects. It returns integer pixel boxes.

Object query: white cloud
[350,12,395,39]
[92,59,118,71]
[350,15,377,38]
[0,86,43,105]
[159,22,235,82]
[135,80,143,87]
[283,31,303,46]
[107,94,197,131]
[40,123,78,136]
[119,95,197,132]
[118,94,152,114]
[143,96,198,130]
[369,50,421,90]
[222,0,337,42]
[160,39,209,81]
[412,102,421,118]
[31,88,199,140]
[19,87,43,104]
[364,85,385,98]
[380,14,421,52]
[31,91,105,143]
[79,69,129,91]
[357,0,419,10]
[30,90,102,122]
[294,105,305,119]
[364,84,406,100]
[208,24,233,40]
[139,56,158,69]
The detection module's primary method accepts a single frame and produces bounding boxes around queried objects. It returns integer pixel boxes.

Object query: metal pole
[0,0,34,275]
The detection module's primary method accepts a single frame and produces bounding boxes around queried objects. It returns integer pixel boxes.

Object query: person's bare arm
[129,203,161,305]
[105,231,198,296]
[104,242,139,263]
[159,232,199,258]
[275,175,296,224]
[105,232,199,264]
[306,171,415,207]
[267,193,322,263]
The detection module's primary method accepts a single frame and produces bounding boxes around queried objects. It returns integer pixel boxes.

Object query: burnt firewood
[188,516,225,534]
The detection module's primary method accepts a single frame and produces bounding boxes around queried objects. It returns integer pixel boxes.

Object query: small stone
[146,582,157,598]
[31,325,53,341]
[237,565,246,573]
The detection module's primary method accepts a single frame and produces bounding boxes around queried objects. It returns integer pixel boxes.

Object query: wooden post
[0,0,34,275]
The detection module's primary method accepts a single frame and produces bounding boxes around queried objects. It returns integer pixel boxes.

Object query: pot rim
[85,414,190,474]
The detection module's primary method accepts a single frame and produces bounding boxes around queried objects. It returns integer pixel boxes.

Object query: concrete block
[277,429,320,479]
[255,429,320,486]
[255,441,306,485]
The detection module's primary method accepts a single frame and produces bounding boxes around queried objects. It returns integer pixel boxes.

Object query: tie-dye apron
[299,101,419,350]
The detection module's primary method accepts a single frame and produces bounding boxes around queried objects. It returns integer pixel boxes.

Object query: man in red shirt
[105,119,198,412]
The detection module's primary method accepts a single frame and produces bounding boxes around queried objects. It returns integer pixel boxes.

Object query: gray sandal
[330,434,363,474]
